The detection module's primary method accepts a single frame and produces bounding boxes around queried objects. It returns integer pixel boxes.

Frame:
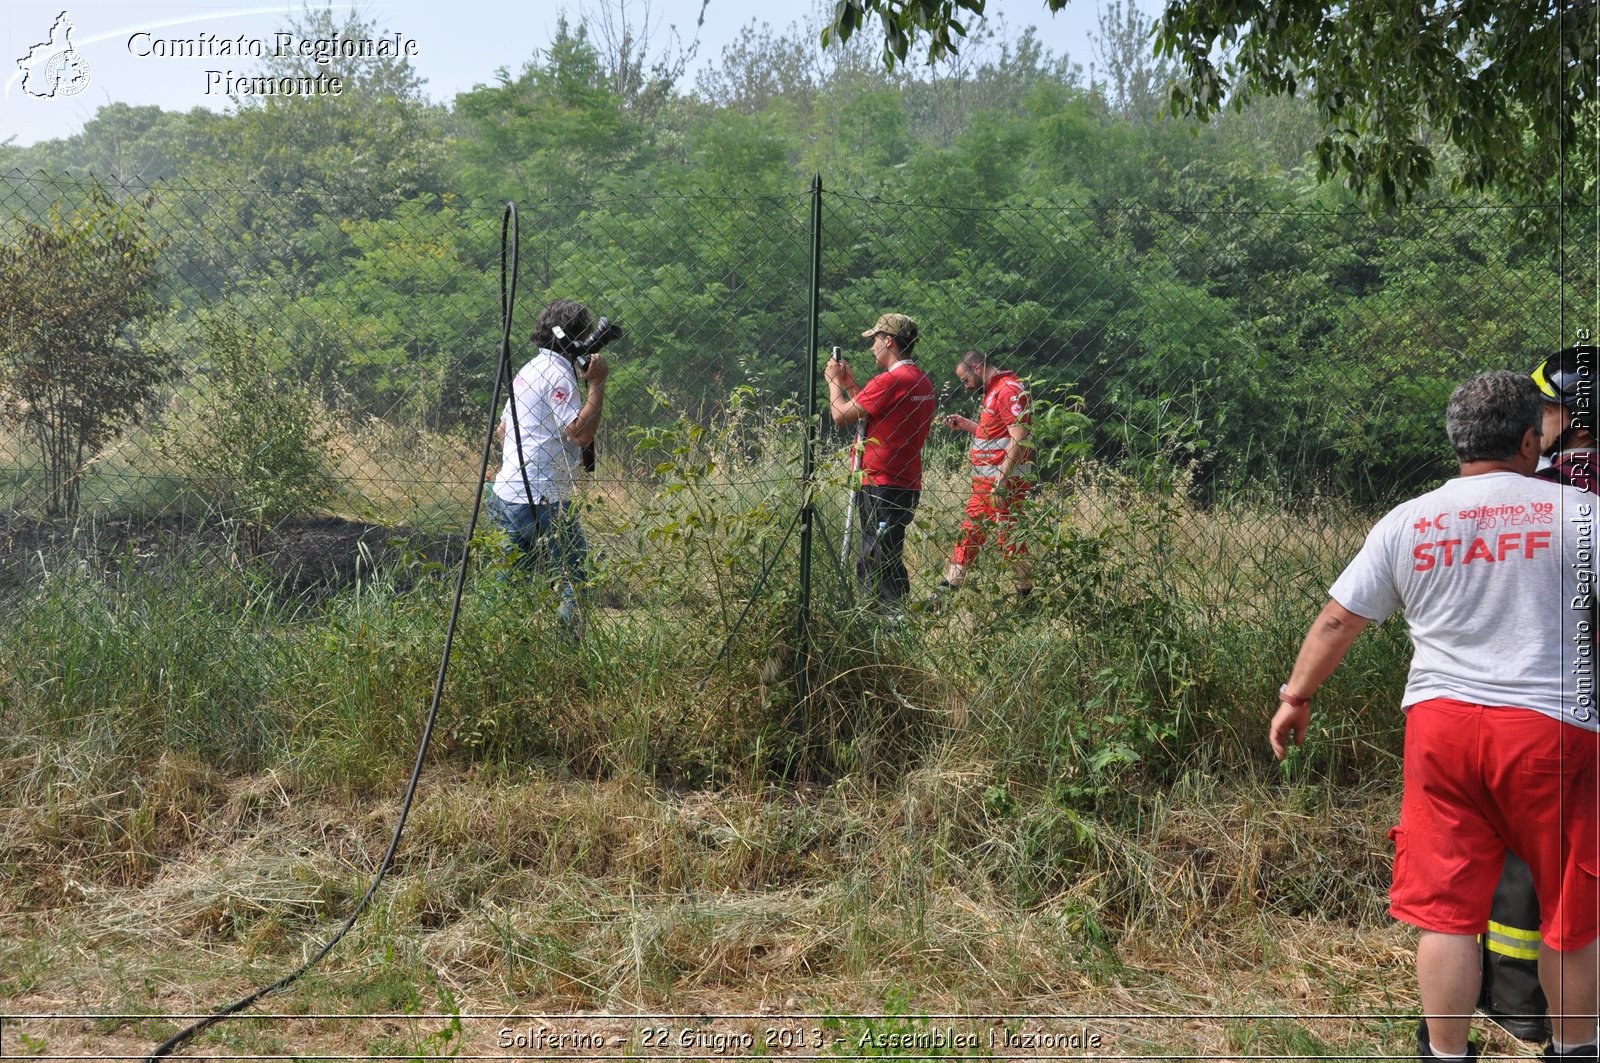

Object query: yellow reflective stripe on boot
[1485,920,1542,960]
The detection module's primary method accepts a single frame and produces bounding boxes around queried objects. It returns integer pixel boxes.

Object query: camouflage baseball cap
[861,313,919,344]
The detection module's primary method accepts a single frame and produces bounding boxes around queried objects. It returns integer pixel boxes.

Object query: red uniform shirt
[1537,450,1598,493]
[970,370,1031,478]
[853,360,936,490]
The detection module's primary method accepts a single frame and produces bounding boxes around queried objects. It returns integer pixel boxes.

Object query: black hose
[140,202,524,1059]
[499,208,541,515]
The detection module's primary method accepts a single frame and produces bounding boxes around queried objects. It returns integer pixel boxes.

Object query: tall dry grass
[0,411,1431,1058]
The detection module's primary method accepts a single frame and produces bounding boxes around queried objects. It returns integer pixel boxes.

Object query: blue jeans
[486,492,589,603]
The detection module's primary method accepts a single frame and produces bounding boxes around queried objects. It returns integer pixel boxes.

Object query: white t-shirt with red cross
[493,350,583,504]
[1330,471,1600,730]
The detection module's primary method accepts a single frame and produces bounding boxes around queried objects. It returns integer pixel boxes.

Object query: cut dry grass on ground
[0,759,1503,1060]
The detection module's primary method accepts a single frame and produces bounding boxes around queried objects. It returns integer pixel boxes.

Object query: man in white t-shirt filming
[1270,370,1599,1061]
[488,298,612,637]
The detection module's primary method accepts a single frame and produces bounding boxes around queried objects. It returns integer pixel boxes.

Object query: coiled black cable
[141,202,524,1059]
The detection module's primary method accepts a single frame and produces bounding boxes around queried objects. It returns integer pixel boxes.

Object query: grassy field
[0,428,1513,1061]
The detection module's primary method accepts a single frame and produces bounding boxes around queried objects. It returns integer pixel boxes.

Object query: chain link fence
[0,169,1589,769]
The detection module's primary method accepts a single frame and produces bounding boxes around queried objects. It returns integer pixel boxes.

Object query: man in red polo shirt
[823,312,936,607]
[936,349,1035,597]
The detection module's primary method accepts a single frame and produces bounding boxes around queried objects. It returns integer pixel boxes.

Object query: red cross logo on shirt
[1413,516,1434,533]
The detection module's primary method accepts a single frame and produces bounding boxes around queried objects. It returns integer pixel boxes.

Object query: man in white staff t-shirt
[1270,371,1599,1062]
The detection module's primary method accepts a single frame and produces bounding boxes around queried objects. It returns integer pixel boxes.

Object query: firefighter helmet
[1531,344,1598,434]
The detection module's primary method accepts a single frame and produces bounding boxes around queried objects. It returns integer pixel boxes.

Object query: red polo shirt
[853,359,936,490]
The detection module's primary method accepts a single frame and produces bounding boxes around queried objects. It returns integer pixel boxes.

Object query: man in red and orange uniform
[937,349,1034,597]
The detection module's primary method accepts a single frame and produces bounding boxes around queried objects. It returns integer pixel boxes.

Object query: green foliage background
[1,8,1587,517]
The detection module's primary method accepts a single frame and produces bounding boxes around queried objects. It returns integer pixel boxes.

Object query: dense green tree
[173,6,451,293]
[161,315,337,544]
[0,185,170,516]
[900,27,1084,146]
[822,0,1595,217]
[278,197,499,423]
[1154,0,1595,219]
[196,6,449,209]
[0,104,204,184]
[455,18,644,205]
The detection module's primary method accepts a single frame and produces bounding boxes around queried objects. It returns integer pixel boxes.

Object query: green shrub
[160,315,338,549]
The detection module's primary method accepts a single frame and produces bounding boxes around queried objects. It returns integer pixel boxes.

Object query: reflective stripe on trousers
[1484,920,1542,960]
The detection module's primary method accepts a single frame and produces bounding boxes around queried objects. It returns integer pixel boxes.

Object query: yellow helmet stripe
[1532,359,1560,401]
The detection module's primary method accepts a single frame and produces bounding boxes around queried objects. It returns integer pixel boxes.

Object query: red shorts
[949,477,1031,568]
[1389,698,1599,950]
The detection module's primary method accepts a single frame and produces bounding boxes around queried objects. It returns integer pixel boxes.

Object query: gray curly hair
[1445,370,1542,463]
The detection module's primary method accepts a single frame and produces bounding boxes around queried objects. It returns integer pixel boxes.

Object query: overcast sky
[2,0,1106,148]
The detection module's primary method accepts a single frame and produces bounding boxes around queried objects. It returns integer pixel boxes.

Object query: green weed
[821,989,991,1058]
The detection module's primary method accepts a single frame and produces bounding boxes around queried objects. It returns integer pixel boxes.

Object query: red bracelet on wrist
[1278,684,1311,709]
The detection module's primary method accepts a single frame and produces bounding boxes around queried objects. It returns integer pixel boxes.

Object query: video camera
[551,317,624,372]
[550,316,622,474]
